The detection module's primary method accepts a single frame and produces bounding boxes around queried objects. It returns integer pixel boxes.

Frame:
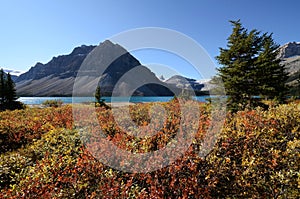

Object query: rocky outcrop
[278,42,300,59]
[278,42,300,95]
[16,45,96,82]
[165,75,204,90]
[164,75,208,95]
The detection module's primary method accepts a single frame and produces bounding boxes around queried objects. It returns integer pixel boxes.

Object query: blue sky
[1,0,300,79]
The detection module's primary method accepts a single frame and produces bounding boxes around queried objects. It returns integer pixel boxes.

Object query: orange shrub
[0,102,299,198]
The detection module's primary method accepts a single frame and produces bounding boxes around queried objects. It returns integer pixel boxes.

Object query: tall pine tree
[0,68,22,110]
[254,34,288,101]
[216,20,288,111]
[94,85,108,108]
[95,85,102,104]
[0,69,6,109]
[6,73,18,108]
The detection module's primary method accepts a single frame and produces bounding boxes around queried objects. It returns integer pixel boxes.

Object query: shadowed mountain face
[15,44,96,96]
[16,40,174,97]
[16,45,96,82]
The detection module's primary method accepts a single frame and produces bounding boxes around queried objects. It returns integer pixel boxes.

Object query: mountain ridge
[15,41,300,97]
[277,42,300,95]
[15,40,179,97]
[278,42,300,59]
[16,45,96,82]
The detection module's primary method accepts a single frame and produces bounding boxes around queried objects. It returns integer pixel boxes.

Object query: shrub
[206,104,300,198]
[42,99,63,107]
[0,102,299,198]
[0,105,73,153]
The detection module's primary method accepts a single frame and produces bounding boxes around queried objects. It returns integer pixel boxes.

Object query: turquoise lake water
[18,96,212,105]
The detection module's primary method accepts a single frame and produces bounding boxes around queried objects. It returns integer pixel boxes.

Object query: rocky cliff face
[278,42,300,95]
[16,41,174,96]
[165,75,204,90]
[278,42,300,59]
[164,75,208,95]
[16,45,96,82]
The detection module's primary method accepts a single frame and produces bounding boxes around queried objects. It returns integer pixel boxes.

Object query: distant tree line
[216,20,288,111]
[0,69,24,111]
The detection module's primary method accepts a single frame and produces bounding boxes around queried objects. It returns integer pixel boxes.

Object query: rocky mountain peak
[101,40,114,46]
[97,40,127,55]
[165,75,204,91]
[71,45,96,56]
[16,44,96,82]
[15,40,176,96]
[278,42,300,59]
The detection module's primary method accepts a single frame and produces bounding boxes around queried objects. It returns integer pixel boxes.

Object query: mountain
[164,75,209,95]
[15,44,96,96]
[15,40,300,97]
[15,40,174,96]
[278,42,300,95]
[72,40,174,96]
[165,75,204,90]
[16,45,96,82]
[278,42,300,59]
[282,56,300,95]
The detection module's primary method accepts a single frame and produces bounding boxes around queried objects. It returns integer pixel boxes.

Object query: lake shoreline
[18,96,212,105]
[26,101,138,108]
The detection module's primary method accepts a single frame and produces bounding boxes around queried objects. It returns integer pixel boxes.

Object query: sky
[1,0,300,79]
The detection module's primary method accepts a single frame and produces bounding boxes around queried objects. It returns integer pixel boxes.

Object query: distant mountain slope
[278,42,300,59]
[15,41,300,97]
[278,42,300,95]
[283,55,300,95]
[165,75,204,91]
[164,75,209,95]
[16,41,174,96]
[72,40,174,96]
[16,45,96,82]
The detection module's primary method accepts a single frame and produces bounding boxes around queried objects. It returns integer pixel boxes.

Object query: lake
[18,96,212,105]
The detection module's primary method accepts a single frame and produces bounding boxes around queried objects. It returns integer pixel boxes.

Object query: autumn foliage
[0,101,299,198]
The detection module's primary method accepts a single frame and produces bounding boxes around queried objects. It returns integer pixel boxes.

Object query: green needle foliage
[94,85,109,108]
[216,20,288,112]
[0,69,24,111]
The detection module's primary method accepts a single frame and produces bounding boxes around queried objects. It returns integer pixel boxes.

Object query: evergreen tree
[216,20,288,111]
[6,73,18,107]
[216,20,261,111]
[95,85,101,104]
[0,68,23,111]
[254,34,288,101]
[95,85,109,108]
[0,69,6,109]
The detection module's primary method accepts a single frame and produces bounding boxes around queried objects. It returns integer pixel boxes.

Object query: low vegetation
[0,101,299,198]
[42,99,63,107]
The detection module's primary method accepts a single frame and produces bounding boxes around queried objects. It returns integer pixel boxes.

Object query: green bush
[42,99,63,107]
